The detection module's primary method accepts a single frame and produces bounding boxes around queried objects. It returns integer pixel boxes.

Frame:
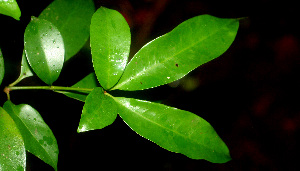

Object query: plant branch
[5,85,94,93]
[8,74,29,87]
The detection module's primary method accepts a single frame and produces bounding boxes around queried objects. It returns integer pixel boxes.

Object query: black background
[1,0,299,170]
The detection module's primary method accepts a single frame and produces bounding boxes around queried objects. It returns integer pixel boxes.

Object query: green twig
[6,86,94,92]
[8,74,28,87]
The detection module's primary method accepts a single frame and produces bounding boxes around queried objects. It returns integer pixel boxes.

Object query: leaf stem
[8,74,28,87]
[6,86,94,92]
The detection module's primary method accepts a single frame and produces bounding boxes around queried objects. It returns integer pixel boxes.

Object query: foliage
[24,16,65,85]
[0,0,21,20]
[0,0,239,170]
[0,107,25,171]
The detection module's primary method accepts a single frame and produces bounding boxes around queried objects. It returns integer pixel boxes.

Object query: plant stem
[8,75,25,87]
[6,86,94,92]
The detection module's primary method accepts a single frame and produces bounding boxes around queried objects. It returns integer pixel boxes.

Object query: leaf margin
[3,101,59,171]
[24,16,65,85]
[77,87,118,132]
[0,106,26,171]
[91,6,131,90]
[110,95,231,163]
[112,14,239,91]
[39,0,95,61]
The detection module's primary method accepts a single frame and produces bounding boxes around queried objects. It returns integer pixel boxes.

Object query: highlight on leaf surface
[39,0,95,60]
[3,101,59,171]
[0,107,26,171]
[24,16,64,85]
[91,7,131,90]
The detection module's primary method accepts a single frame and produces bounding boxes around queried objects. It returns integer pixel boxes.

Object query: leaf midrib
[115,98,219,154]
[7,103,55,166]
[114,19,235,90]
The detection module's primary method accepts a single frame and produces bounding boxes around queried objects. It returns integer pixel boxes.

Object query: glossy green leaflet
[0,0,21,20]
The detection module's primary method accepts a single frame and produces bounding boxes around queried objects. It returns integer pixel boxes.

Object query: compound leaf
[114,97,231,163]
[0,107,26,171]
[24,16,64,85]
[91,7,131,90]
[0,0,21,20]
[78,87,118,132]
[3,101,59,171]
[0,49,4,86]
[113,15,239,90]
[39,0,95,61]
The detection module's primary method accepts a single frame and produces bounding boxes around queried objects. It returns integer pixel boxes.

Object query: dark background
[1,0,299,170]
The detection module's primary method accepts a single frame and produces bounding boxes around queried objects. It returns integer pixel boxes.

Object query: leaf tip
[77,125,88,133]
[30,16,38,21]
[14,16,21,21]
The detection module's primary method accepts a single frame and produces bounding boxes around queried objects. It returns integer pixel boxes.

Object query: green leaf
[78,87,118,132]
[0,49,4,86]
[113,15,239,90]
[24,16,65,85]
[0,107,26,171]
[9,51,34,87]
[91,7,131,90]
[3,101,59,171]
[39,0,95,61]
[113,97,231,163]
[57,73,98,102]
[20,51,34,80]
[0,0,21,20]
